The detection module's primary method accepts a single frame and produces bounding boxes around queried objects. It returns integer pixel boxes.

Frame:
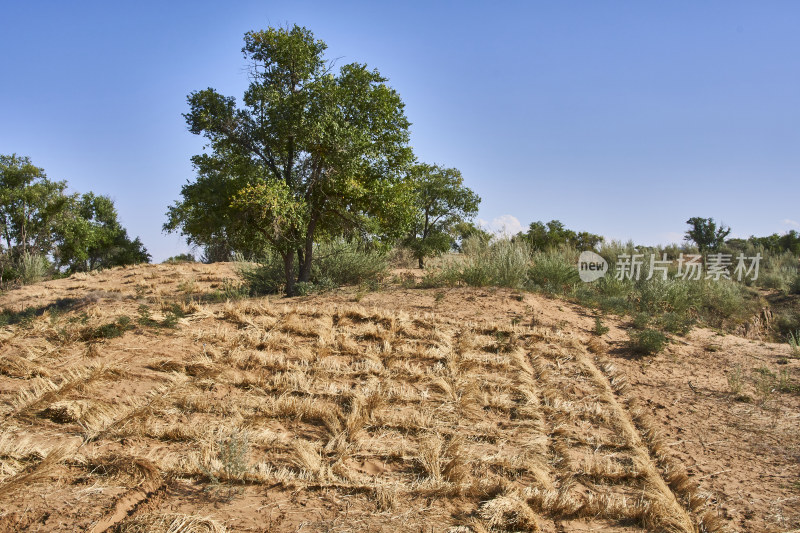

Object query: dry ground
[0,262,797,532]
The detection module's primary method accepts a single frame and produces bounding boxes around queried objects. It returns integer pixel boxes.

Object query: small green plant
[787,330,800,356]
[657,311,695,336]
[628,329,667,355]
[82,315,133,341]
[434,291,446,304]
[777,369,797,393]
[137,304,156,327]
[177,278,196,294]
[201,430,251,500]
[631,312,650,330]
[493,331,518,353]
[137,303,184,329]
[727,364,743,395]
[161,312,179,329]
[593,317,609,336]
[753,367,777,406]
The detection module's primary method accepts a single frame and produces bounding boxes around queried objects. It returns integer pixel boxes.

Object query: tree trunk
[283,252,296,296]
[298,214,319,284]
[418,256,424,269]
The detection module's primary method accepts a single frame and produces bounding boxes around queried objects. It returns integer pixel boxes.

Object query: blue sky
[1,1,798,261]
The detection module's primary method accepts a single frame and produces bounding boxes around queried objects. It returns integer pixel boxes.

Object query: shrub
[699,280,754,325]
[81,316,133,341]
[311,241,388,286]
[628,329,667,355]
[452,238,530,289]
[593,317,609,336]
[631,312,650,330]
[657,311,695,335]
[238,240,388,296]
[788,330,800,356]
[790,273,800,295]
[528,252,579,294]
[236,254,285,295]
[18,252,50,284]
[163,253,196,264]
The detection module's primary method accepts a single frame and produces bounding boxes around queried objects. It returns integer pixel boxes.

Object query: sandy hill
[0,262,797,532]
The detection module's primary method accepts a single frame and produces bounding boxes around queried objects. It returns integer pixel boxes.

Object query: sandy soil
[0,262,797,532]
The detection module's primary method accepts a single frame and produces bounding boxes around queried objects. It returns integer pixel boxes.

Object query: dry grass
[0,262,778,531]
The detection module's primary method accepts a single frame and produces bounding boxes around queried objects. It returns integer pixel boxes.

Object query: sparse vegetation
[788,329,800,356]
[628,328,668,355]
[0,261,796,531]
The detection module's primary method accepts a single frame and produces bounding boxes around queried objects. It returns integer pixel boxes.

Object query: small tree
[403,164,480,268]
[0,154,149,280]
[54,193,150,273]
[521,220,603,251]
[684,217,731,254]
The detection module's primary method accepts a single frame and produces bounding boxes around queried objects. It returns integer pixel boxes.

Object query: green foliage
[81,316,134,341]
[419,238,530,289]
[628,329,667,355]
[216,430,251,481]
[788,330,800,356]
[312,241,388,287]
[18,252,50,284]
[54,192,150,273]
[684,217,731,253]
[0,154,69,261]
[519,220,603,251]
[137,304,186,329]
[527,249,580,293]
[593,317,609,336]
[402,163,480,268]
[239,240,388,295]
[166,25,415,295]
[0,154,149,282]
[163,253,196,264]
[738,229,800,256]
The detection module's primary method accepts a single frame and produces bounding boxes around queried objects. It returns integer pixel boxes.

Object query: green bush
[699,280,754,325]
[312,241,388,286]
[453,238,530,288]
[528,250,579,294]
[236,253,285,295]
[163,253,196,264]
[657,311,695,335]
[790,273,800,295]
[18,252,50,284]
[593,317,609,336]
[81,316,133,341]
[628,329,667,355]
[238,240,388,296]
[419,238,530,289]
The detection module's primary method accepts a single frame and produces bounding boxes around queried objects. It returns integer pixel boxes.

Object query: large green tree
[403,163,480,268]
[166,25,415,295]
[0,154,69,259]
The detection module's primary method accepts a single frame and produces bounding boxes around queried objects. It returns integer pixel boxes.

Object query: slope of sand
[0,262,797,532]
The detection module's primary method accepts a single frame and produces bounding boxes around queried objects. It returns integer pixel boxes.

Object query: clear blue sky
[2,1,798,261]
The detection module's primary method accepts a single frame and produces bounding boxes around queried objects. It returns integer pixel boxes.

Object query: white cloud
[479,214,524,237]
[660,232,684,245]
[783,218,800,228]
